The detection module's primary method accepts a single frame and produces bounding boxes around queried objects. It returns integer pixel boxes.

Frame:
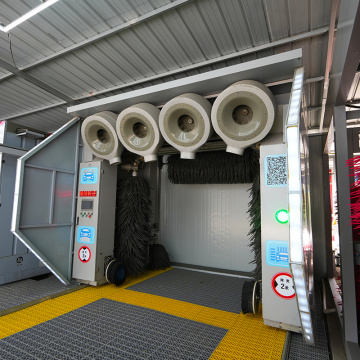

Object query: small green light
[275,209,289,224]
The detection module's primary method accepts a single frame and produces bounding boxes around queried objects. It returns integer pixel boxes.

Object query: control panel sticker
[272,272,295,299]
[77,226,95,244]
[266,240,289,268]
[264,155,287,187]
[80,167,98,185]
[78,246,91,263]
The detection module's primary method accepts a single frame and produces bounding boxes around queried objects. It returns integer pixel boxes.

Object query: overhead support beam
[335,3,360,106]
[346,109,360,120]
[0,101,67,122]
[306,76,325,84]
[0,144,26,157]
[323,0,360,131]
[73,27,328,101]
[0,59,73,102]
[307,106,322,112]
[19,0,194,71]
[0,73,14,82]
[0,25,327,121]
[68,50,302,118]
[319,0,340,133]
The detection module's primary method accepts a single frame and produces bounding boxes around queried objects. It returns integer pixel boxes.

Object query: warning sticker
[78,246,91,263]
[271,272,295,299]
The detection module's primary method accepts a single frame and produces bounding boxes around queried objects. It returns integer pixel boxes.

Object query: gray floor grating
[0,274,80,312]
[288,286,330,360]
[0,298,228,360]
[127,268,246,313]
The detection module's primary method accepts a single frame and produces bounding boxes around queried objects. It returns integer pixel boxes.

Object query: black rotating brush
[148,244,170,270]
[114,176,151,277]
[167,148,259,184]
[167,148,261,279]
[247,170,261,281]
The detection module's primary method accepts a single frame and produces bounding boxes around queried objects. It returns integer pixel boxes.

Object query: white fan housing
[159,93,212,159]
[116,103,163,162]
[211,80,276,155]
[81,111,123,165]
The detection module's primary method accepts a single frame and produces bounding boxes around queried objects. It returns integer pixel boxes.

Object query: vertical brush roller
[247,170,261,281]
[114,176,151,277]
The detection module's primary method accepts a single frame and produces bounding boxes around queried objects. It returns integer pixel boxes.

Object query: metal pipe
[319,0,340,133]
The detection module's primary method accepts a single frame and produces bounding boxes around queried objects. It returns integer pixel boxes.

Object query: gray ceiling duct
[116,103,163,162]
[211,80,276,155]
[81,111,123,165]
[159,93,212,159]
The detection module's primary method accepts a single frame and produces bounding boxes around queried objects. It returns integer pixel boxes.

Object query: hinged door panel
[12,118,81,284]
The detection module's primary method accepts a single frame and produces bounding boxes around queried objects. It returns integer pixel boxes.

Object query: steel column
[333,106,360,356]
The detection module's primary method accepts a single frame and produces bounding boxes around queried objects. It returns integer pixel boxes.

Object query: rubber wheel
[242,280,260,314]
[105,260,126,286]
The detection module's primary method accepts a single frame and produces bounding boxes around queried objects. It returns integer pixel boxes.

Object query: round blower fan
[159,93,212,159]
[116,103,163,162]
[81,111,123,165]
[211,80,276,155]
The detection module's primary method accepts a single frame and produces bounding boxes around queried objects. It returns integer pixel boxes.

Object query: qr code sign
[265,155,287,187]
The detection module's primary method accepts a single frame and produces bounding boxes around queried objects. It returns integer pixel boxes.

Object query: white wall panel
[159,165,254,272]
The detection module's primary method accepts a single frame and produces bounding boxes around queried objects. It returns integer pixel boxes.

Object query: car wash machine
[11,50,315,344]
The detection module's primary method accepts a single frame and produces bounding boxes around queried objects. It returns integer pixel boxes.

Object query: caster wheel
[106,260,126,286]
[242,280,261,314]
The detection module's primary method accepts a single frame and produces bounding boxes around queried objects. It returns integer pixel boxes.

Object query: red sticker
[271,272,295,299]
[78,246,91,263]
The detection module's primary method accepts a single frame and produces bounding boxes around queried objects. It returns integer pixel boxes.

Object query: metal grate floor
[0,275,81,313]
[127,268,246,313]
[0,298,228,360]
[288,286,330,360]
[0,269,287,360]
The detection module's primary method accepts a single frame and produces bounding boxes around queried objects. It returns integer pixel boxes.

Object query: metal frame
[68,49,302,118]
[11,117,80,285]
[308,134,330,279]
[286,67,315,344]
[0,144,26,157]
[319,0,339,133]
[333,106,360,358]
[72,27,326,102]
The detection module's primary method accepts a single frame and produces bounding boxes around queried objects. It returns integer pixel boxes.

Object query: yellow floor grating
[0,268,286,359]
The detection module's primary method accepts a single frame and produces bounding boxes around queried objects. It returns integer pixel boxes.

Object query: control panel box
[260,139,301,332]
[72,160,117,285]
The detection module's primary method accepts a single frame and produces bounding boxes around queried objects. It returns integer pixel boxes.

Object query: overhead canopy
[0,0,357,134]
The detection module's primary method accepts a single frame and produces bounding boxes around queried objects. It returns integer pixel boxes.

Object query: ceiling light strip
[0,0,59,33]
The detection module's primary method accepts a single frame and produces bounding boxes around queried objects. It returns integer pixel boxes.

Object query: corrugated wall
[159,163,254,272]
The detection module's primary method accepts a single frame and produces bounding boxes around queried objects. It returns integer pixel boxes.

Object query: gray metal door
[12,118,81,285]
